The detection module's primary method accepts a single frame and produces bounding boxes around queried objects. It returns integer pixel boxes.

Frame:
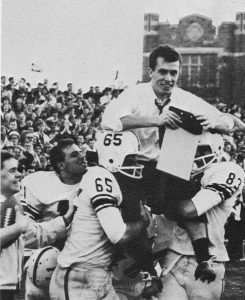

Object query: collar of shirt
[149,82,175,109]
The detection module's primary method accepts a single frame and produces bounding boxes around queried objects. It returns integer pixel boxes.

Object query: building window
[181,55,202,85]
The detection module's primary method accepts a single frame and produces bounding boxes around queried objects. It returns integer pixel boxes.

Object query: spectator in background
[33,143,43,157]
[24,101,35,120]
[1,126,8,147]
[1,75,6,90]
[76,88,83,97]
[13,98,25,118]
[3,141,14,154]
[63,83,75,100]
[79,122,88,136]
[13,145,22,160]
[2,102,16,121]
[236,152,245,170]
[5,77,15,91]
[1,96,11,107]
[48,88,57,107]
[83,86,94,99]
[43,78,48,89]
[8,119,18,134]
[223,141,234,161]
[76,134,84,149]
[84,138,98,165]
[33,119,50,145]
[17,112,26,131]
[32,82,43,101]
[84,138,97,152]
[8,131,20,146]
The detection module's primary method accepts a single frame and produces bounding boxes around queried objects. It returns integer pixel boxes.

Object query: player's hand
[156,110,182,129]
[15,205,29,234]
[194,261,216,283]
[23,221,38,247]
[194,114,216,130]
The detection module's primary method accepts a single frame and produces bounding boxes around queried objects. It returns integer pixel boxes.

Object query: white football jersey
[58,166,123,268]
[169,161,245,261]
[21,171,80,222]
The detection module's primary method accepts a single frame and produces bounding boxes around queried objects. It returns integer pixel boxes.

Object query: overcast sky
[2,0,245,91]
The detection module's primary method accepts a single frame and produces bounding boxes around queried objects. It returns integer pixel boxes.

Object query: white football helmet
[27,246,60,288]
[191,132,224,177]
[96,130,144,179]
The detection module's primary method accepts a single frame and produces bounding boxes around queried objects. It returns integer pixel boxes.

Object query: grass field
[222,260,245,300]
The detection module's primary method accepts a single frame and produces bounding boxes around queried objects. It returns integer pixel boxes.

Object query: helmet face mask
[96,131,144,179]
[191,133,224,177]
[119,154,144,179]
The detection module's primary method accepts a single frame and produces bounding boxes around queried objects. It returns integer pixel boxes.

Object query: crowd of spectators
[1,76,123,175]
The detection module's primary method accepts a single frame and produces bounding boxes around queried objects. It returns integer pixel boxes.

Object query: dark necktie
[155,98,171,148]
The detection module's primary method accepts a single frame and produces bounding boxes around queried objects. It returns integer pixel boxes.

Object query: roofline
[179,14,212,22]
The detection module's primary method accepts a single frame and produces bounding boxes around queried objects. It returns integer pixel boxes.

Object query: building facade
[142,12,245,106]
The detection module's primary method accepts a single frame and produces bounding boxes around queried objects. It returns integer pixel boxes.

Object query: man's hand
[195,113,235,134]
[195,260,216,283]
[194,114,216,130]
[23,221,38,247]
[156,111,182,129]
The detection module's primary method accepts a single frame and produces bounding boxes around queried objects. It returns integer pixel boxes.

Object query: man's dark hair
[49,138,75,174]
[149,45,182,71]
[1,151,15,169]
[236,152,244,163]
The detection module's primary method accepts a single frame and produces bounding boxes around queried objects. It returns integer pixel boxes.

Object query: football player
[0,151,29,300]
[96,130,163,299]
[49,139,148,300]
[157,132,245,300]
[21,139,88,300]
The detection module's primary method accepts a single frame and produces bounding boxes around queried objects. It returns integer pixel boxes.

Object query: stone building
[142,12,245,106]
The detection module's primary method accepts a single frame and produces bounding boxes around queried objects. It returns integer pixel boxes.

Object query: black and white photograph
[1,0,245,299]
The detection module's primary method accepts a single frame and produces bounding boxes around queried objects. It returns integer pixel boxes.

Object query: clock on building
[186,22,204,41]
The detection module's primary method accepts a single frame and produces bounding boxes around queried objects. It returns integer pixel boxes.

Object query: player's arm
[21,184,70,248]
[91,194,144,245]
[0,205,29,248]
[179,168,244,219]
[194,100,234,134]
[88,171,146,245]
[32,200,75,248]
[117,202,151,245]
